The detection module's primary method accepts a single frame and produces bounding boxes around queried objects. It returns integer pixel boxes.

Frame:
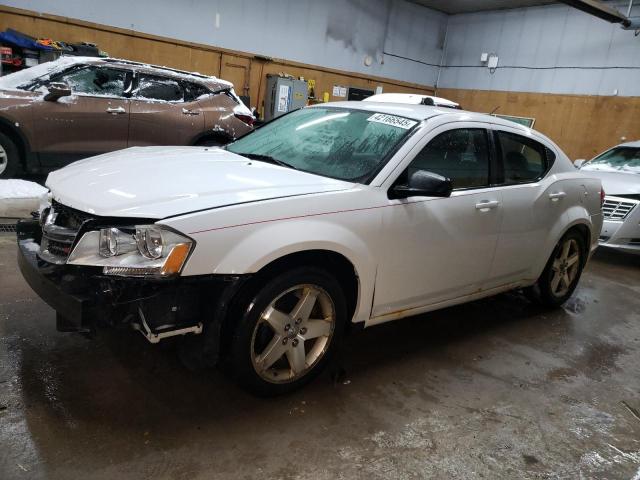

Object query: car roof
[88,57,233,91]
[616,140,640,148]
[316,101,535,132]
[363,93,460,107]
[0,55,232,92]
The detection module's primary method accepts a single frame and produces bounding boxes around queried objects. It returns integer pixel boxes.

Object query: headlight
[67,225,193,277]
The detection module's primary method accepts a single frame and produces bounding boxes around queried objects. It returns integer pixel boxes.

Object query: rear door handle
[106,106,126,114]
[182,108,201,116]
[549,192,567,201]
[475,200,500,210]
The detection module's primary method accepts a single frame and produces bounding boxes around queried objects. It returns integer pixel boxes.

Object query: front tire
[0,132,21,179]
[228,267,346,396]
[526,230,585,307]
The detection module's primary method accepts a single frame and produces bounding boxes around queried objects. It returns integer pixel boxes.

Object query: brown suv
[0,56,254,178]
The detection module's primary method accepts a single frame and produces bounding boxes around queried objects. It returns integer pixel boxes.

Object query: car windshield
[583,147,640,174]
[226,107,418,182]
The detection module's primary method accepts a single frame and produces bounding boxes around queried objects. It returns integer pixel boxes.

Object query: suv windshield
[226,107,418,182]
[584,147,640,173]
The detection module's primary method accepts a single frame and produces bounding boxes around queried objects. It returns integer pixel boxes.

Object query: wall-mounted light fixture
[481,52,499,73]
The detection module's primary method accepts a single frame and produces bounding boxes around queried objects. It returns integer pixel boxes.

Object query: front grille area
[39,201,95,264]
[46,239,74,257]
[602,197,638,220]
[51,200,94,230]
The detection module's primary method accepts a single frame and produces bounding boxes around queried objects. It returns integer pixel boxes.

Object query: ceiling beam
[558,0,631,27]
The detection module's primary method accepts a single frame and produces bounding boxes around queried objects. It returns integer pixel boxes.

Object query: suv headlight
[67,225,193,277]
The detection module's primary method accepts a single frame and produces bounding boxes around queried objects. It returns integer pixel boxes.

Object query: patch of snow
[21,239,40,253]
[228,87,253,114]
[368,418,435,450]
[0,180,48,199]
[233,101,253,116]
[568,404,615,440]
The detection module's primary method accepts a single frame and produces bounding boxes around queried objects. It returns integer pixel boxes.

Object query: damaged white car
[18,102,603,395]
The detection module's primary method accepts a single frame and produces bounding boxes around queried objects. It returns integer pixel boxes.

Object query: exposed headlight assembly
[67,225,193,277]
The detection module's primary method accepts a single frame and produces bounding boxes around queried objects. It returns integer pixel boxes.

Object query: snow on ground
[0,180,49,218]
[0,179,48,199]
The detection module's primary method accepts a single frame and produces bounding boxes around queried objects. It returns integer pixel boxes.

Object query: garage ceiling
[411,0,558,14]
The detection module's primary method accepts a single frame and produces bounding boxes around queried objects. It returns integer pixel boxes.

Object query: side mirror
[573,159,586,169]
[391,170,453,199]
[44,82,72,102]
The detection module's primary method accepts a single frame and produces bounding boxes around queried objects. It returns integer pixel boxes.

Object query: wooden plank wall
[438,88,640,160]
[0,5,435,116]
[3,6,636,159]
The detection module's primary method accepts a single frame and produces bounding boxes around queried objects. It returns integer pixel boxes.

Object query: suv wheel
[526,230,585,307]
[0,133,20,179]
[228,267,346,396]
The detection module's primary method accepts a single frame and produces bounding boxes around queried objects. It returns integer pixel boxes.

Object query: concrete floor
[1,235,639,480]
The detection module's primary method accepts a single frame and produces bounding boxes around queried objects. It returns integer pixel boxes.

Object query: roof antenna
[489,106,500,115]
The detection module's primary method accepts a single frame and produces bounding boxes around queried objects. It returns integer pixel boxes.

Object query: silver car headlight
[67,225,193,277]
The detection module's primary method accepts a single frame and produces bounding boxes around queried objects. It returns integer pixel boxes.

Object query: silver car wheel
[550,238,581,297]
[251,284,335,384]
[0,144,7,176]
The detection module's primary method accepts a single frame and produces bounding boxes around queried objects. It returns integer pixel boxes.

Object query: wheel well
[0,120,26,166]
[566,223,591,256]
[246,250,359,322]
[192,131,232,146]
[218,250,360,360]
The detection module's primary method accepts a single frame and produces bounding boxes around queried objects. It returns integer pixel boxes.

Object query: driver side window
[407,128,490,189]
[52,66,128,97]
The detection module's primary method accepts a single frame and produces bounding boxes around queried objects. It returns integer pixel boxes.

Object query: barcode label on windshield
[367,113,417,130]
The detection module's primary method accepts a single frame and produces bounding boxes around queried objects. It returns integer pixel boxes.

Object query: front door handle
[182,108,201,116]
[106,106,126,114]
[548,192,567,201]
[475,200,500,211]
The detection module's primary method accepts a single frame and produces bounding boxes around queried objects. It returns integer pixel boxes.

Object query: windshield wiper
[233,152,298,170]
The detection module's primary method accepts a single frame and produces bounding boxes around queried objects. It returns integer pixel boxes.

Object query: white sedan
[576,141,640,254]
[17,102,603,395]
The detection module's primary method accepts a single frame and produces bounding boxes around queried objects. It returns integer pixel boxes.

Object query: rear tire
[525,230,585,307]
[0,132,21,179]
[227,267,346,396]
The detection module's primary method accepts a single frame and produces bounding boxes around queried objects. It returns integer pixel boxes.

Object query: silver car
[576,141,640,254]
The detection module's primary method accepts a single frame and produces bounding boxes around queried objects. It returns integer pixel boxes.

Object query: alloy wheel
[0,144,7,176]
[251,284,336,384]
[550,238,581,297]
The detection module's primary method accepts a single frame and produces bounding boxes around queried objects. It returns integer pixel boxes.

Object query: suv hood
[47,147,354,218]
[580,168,640,196]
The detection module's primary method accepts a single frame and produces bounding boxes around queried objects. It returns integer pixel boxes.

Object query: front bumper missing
[17,219,248,363]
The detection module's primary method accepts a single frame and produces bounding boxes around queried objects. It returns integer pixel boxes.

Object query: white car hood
[580,168,640,196]
[46,147,354,218]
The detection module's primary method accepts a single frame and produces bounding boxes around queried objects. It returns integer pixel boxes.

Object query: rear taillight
[235,113,255,126]
[600,187,605,207]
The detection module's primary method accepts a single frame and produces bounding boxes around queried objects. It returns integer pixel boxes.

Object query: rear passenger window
[136,75,184,102]
[496,131,547,183]
[184,82,210,102]
[408,128,490,189]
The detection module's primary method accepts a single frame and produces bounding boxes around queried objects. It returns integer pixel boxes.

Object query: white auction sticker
[367,113,417,130]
